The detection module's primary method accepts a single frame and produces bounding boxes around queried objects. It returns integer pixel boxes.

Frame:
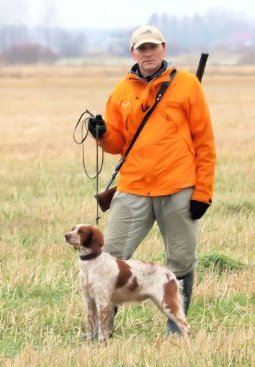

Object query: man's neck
[136,60,168,82]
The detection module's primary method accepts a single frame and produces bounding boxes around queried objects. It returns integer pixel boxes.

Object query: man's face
[131,43,166,77]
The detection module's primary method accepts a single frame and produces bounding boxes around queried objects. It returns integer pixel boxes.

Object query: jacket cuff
[191,190,212,205]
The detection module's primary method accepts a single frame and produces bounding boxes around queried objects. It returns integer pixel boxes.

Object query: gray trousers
[103,187,198,277]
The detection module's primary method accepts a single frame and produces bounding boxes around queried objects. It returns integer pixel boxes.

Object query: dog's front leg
[85,298,98,341]
[96,303,111,342]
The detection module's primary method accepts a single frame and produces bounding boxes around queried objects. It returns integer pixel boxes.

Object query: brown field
[0,63,255,366]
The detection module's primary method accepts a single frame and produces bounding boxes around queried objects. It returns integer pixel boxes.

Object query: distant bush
[0,43,58,64]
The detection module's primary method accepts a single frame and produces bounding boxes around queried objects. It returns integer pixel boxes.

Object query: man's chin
[142,63,158,75]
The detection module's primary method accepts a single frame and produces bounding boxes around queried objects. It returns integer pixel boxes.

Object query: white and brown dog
[64,224,190,341]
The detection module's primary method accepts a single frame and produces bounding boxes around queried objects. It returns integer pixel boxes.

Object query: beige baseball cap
[130,25,166,49]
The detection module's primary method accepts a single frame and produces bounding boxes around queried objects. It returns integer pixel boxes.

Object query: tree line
[0,8,254,64]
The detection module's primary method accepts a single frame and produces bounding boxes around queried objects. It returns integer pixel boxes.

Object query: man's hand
[88,114,106,138]
[190,200,210,220]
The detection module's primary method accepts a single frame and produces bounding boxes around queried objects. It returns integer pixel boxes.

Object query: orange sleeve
[189,76,217,204]
[98,92,126,155]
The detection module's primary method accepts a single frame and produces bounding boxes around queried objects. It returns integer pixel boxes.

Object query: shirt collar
[130,60,168,82]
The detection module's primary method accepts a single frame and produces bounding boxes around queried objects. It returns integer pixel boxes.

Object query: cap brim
[132,39,162,49]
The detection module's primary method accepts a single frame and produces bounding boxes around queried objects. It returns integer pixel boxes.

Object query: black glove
[190,200,210,220]
[88,114,106,138]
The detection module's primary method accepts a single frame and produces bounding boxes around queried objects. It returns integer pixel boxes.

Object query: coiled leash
[73,109,104,225]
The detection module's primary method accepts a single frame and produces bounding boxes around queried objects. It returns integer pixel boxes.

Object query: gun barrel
[196,53,209,82]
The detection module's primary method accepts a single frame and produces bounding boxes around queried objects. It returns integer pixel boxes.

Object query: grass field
[0,63,255,366]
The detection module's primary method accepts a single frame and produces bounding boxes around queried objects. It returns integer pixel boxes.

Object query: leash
[73,109,103,226]
[95,125,101,225]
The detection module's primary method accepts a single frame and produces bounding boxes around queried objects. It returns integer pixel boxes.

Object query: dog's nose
[64,233,70,241]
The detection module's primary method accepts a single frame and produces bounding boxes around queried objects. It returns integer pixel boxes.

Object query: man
[88,25,216,335]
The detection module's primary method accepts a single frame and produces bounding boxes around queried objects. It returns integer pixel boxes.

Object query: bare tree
[40,0,59,47]
[0,0,29,49]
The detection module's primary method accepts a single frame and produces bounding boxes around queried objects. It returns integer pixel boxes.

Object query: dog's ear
[78,225,104,249]
[78,226,93,248]
[91,227,104,248]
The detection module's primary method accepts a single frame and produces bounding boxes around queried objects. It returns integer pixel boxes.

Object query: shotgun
[95,53,209,212]
[196,53,209,82]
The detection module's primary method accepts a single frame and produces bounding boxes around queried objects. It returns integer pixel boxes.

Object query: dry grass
[0,63,255,366]
[3,328,254,367]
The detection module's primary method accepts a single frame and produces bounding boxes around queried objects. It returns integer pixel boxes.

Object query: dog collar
[79,251,102,261]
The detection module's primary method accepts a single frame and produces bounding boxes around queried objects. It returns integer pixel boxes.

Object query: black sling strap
[105,69,177,190]
[124,69,177,157]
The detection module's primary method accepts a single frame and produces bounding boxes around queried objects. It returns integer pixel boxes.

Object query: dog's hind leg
[154,299,190,336]
[164,307,190,337]
[151,279,191,337]
[161,279,190,336]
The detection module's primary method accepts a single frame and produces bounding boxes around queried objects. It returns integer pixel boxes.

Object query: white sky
[2,0,255,28]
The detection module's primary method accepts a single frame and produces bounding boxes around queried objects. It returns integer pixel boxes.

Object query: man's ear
[131,48,137,62]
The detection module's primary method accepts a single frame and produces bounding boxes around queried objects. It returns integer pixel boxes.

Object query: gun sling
[95,69,177,212]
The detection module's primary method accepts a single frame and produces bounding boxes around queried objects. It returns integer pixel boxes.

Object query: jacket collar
[130,60,169,82]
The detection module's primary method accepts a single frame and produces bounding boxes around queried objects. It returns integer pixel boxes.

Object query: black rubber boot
[178,271,194,315]
[165,271,194,336]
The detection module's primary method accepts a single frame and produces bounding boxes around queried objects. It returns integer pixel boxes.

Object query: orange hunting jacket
[99,65,216,204]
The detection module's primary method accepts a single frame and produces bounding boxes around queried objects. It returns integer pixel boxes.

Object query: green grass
[198,252,245,273]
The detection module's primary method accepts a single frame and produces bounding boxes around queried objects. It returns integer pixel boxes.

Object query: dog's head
[64,224,104,255]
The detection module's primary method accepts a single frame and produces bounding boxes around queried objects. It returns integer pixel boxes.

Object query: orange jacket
[99,66,216,204]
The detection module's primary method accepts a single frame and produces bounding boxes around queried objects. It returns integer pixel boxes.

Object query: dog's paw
[83,332,98,342]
